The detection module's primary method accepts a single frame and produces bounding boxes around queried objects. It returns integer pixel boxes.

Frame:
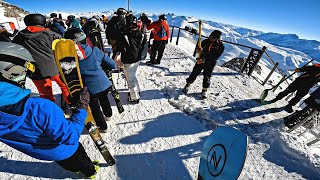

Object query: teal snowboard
[198,126,247,180]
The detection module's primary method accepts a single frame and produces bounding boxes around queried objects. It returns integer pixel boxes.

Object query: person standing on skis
[182,30,224,99]
[0,42,99,178]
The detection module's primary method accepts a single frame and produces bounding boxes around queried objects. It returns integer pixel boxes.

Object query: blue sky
[6,0,320,41]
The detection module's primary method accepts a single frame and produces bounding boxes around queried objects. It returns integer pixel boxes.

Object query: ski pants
[123,62,140,90]
[89,88,112,129]
[274,79,312,106]
[150,40,167,64]
[186,63,215,89]
[32,75,70,104]
[56,142,96,177]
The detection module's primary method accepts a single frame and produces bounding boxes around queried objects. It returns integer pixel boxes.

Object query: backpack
[156,24,166,38]
[106,16,126,39]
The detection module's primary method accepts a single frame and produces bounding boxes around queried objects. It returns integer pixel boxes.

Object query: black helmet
[50,12,58,18]
[67,15,75,21]
[64,27,87,43]
[159,14,167,20]
[116,8,127,16]
[209,30,222,38]
[24,13,46,26]
[0,42,35,87]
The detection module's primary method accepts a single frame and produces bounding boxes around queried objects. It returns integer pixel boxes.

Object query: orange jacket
[146,20,170,41]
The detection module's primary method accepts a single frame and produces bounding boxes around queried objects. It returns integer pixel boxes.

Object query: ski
[105,70,124,113]
[53,39,115,166]
[89,28,104,52]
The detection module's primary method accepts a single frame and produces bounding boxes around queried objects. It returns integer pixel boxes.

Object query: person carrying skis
[0,42,99,178]
[67,15,82,29]
[182,30,225,99]
[13,14,71,110]
[0,25,18,42]
[46,12,66,36]
[64,27,116,130]
[117,14,144,102]
[143,14,170,64]
[266,64,320,113]
[105,8,127,59]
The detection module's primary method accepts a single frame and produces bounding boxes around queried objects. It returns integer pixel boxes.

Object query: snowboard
[53,39,115,166]
[284,87,320,132]
[198,126,247,180]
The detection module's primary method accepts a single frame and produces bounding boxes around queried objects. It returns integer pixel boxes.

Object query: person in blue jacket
[0,42,99,178]
[67,15,82,29]
[64,27,116,131]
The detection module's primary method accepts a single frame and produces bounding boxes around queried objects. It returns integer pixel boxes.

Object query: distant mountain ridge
[253,33,320,60]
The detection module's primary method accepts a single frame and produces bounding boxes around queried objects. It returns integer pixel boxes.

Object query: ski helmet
[64,27,87,43]
[159,14,167,21]
[24,13,46,26]
[0,42,35,87]
[116,8,127,16]
[50,12,58,18]
[209,30,222,38]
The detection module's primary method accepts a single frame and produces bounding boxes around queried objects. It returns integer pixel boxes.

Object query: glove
[68,87,90,109]
[196,58,204,64]
[294,68,300,72]
[196,47,203,53]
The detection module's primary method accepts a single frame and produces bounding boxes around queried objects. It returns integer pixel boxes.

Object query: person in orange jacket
[143,14,170,64]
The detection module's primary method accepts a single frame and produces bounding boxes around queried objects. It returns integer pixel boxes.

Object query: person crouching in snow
[182,30,225,99]
[0,42,99,179]
[116,14,144,103]
[64,27,116,130]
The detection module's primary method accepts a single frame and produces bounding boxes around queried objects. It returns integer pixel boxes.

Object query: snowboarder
[13,13,71,109]
[105,8,127,59]
[117,14,144,102]
[0,25,18,42]
[46,12,66,36]
[182,30,225,99]
[0,41,99,179]
[266,64,320,113]
[143,14,170,64]
[64,27,116,130]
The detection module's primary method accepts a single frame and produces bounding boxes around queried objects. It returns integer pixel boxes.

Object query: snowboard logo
[60,61,76,74]
[206,144,226,177]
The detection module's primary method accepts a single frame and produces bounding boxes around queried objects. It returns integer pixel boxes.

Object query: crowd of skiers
[1,6,320,179]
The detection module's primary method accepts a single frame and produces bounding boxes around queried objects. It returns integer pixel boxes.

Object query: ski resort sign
[198,126,247,180]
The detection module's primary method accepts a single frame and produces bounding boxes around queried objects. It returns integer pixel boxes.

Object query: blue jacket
[78,44,116,95]
[0,82,87,161]
[52,20,65,36]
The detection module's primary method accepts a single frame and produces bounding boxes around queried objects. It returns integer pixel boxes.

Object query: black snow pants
[186,63,215,89]
[150,40,167,64]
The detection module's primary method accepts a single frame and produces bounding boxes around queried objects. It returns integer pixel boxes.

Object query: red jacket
[146,20,170,41]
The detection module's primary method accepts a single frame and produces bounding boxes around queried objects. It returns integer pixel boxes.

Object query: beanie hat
[209,30,222,38]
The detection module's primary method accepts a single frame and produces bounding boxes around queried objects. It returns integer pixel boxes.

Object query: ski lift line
[169,25,261,51]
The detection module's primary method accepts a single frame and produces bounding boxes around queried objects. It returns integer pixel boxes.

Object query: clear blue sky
[6,0,320,41]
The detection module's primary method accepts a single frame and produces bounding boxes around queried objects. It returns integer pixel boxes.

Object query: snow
[0,9,320,180]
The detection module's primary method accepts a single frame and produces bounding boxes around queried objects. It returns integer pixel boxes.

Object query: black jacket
[118,29,144,64]
[0,30,18,42]
[13,28,61,79]
[106,16,126,40]
[296,64,320,86]
[200,39,224,67]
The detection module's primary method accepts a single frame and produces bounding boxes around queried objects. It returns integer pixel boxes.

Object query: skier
[67,15,82,29]
[266,64,320,113]
[0,41,99,178]
[117,14,144,102]
[13,13,71,110]
[105,8,127,59]
[138,13,151,60]
[143,14,170,64]
[46,12,66,36]
[182,30,225,99]
[0,25,18,42]
[64,27,116,130]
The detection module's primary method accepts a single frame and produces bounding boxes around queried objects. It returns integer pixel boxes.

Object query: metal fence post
[176,28,181,45]
[170,26,174,43]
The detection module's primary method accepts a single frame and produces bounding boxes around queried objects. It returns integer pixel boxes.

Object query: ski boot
[201,88,208,100]
[182,83,191,94]
[128,87,140,104]
[72,160,100,179]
